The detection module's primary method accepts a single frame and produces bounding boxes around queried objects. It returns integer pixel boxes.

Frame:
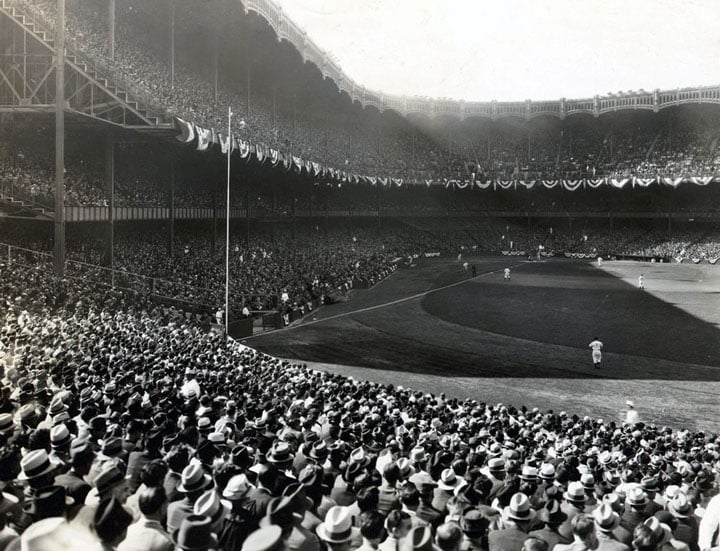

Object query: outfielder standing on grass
[504,267,511,280]
[589,337,603,368]
[638,273,645,290]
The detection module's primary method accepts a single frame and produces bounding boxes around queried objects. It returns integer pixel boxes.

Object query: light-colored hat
[177,463,212,493]
[18,450,59,480]
[503,493,535,522]
[593,503,620,532]
[242,526,283,551]
[539,463,555,480]
[644,517,672,547]
[193,489,229,527]
[223,474,251,501]
[521,465,539,481]
[626,486,648,508]
[564,481,586,504]
[668,491,693,519]
[316,506,359,543]
[438,468,462,491]
[50,425,72,448]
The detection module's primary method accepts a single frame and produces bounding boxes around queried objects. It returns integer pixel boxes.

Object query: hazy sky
[274,0,720,102]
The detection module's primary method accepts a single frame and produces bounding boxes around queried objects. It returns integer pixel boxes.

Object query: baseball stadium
[1,1,720,549]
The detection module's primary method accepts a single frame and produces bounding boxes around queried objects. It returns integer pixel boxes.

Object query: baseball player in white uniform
[504,267,511,280]
[638,274,645,290]
[589,337,603,368]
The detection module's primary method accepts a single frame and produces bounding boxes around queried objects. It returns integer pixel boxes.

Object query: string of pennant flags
[175,118,718,190]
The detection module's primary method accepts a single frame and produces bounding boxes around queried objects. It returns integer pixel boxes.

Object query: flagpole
[225,106,232,341]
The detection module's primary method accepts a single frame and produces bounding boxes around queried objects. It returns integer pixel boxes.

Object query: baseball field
[242,257,720,432]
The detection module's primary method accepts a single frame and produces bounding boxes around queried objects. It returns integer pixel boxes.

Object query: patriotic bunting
[174,118,194,143]
[173,118,719,190]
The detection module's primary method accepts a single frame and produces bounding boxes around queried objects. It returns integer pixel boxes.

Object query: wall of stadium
[242,0,720,120]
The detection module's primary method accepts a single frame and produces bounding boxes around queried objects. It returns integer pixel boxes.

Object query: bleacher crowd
[1,251,720,551]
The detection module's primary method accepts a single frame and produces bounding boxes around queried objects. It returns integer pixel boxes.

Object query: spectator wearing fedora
[0,491,20,550]
[266,442,297,494]
[639,517,680,551]
[49,424,73,468]
[592,503,629,551]
[172,514,218,551]
[640,478,663,517]
[296,469,324,532]
[580,474,598,509]
[84,464,131,508]
[54,439,94,504]
[242,525,284,551]
[167,464,213,537]
[245,465,276,532]
[433,469,465,514]
[261,496,317,551]
[409,473,442,530]
[281,483,321,551]
[666,493,698,551]
[529,499,570,550]
[127,429,164,494]
[555,515,599,551]
[194,490,230,539]
[93,496,134,549]
[489,493,536,551]
[560,482,590,539]
[460,509,490,551]
[18,449,61,496]
[219,474,254,551]
[621,488,651,537]
[484,459,506,502]
[118,486,172,551]
[23,485,73,523]
[164,447,190,504]
[654,512,692,551]
[317,506,362,551]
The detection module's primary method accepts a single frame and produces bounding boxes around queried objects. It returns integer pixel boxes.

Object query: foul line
[241,262,524,341]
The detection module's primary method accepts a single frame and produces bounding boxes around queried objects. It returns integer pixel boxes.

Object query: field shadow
[244,258,720,381]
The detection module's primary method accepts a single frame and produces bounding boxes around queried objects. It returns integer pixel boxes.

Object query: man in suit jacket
[489,493,536,551]
[529,499,571,550]
[555,515,599,551]
[620,488,650,537]
[593,503,630,551]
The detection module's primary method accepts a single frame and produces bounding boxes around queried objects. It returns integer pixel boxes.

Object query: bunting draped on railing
[174,118,720,190]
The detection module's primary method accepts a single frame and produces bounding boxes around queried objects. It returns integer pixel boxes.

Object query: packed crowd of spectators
[1,242,720,551]
[0,222,408,317]
[8,0,720,185]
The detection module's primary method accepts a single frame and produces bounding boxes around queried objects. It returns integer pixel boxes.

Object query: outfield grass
[243,257,720,431]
